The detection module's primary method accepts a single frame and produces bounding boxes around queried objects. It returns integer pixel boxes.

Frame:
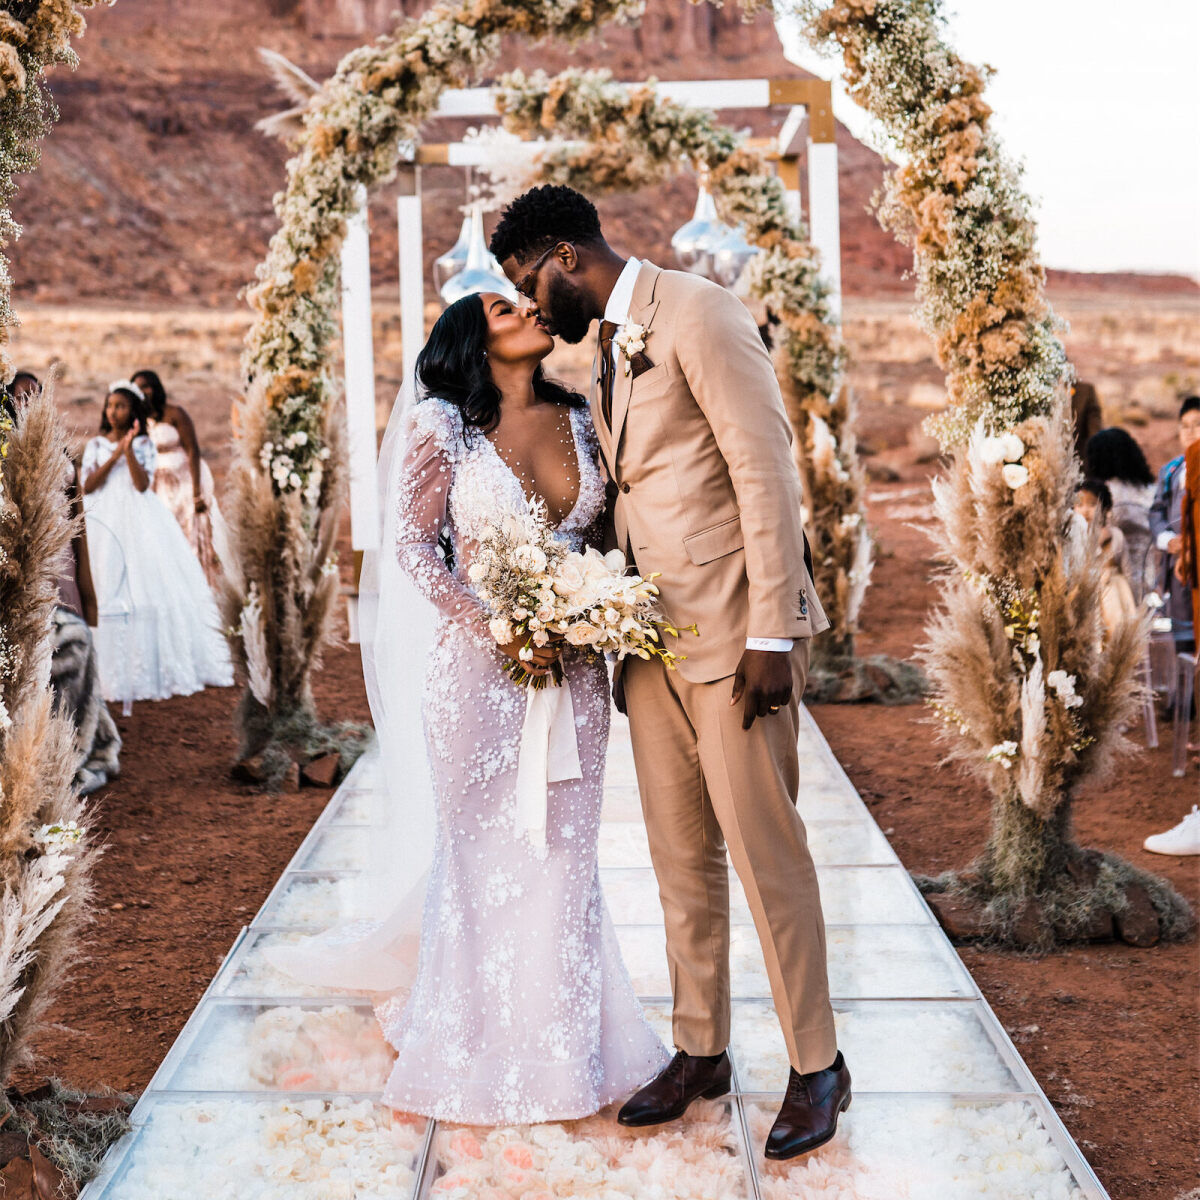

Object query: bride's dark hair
[415,293,582,431]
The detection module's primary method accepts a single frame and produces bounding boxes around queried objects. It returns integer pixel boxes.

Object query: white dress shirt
[601,258,793,655]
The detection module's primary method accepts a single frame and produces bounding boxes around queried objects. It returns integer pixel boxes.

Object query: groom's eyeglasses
[514,242,565,301]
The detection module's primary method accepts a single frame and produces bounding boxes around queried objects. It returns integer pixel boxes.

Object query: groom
[492,186,850,1160]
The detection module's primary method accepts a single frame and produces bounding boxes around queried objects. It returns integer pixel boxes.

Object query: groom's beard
[541,274,593,344]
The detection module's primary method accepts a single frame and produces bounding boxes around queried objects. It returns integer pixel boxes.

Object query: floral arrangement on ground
[793,0,1192,946]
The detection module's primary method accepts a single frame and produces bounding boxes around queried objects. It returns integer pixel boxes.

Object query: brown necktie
[598,319,618,429]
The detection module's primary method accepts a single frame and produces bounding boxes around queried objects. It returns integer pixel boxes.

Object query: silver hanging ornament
[670,182,726,279]
[433,211,472,294]
[439,203,518,307]
[711,224,759,291]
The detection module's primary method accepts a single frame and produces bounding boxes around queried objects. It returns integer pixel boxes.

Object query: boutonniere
[613,322,653,378]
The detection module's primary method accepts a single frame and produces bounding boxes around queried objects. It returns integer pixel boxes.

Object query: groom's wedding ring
[769,705,781,712]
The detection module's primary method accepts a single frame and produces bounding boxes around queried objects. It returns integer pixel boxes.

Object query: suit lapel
[610,263,661,458]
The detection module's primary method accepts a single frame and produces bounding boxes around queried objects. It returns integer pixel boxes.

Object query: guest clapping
[132,368,222,584]
[82,381,232,703]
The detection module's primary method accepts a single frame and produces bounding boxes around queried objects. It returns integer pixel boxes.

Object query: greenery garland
[492,66,871,663]
[795,0,1191,946]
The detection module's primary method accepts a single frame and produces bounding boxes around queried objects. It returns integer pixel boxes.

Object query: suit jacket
[591,261,828,684]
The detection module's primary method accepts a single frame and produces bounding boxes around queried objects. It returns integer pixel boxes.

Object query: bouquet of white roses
[553,545,696,669]
[468,502,696,688]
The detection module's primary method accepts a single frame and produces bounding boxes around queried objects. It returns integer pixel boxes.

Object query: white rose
[1001,463,1029,489]
[512,545,548,574]
[565,622,601,647]
[1000,432,1025,462]
[532,629,549,647]
[554,560,586,595]
[488,617,514,645]
[536,605,556,623]
[603,607,620,625]
[979,435,1008,465]
[467,562,487,583]
[603,548,627,573]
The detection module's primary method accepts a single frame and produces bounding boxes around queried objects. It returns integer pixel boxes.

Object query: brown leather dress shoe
[617,1050,732,1127]
[764,1051,852,1160]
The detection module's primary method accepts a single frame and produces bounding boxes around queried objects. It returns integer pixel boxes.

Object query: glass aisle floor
[81,711,1108,1199]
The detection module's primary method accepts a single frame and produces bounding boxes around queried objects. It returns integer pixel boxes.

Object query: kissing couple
[273,184,852,1161]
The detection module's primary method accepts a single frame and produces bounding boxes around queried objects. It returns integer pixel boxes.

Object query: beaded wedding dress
[275,396,667,1126]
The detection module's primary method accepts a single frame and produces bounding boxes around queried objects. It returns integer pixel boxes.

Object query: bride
[273,292,668,1125]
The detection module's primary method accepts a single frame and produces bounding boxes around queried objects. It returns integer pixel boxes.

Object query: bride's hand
[498,634,561,676]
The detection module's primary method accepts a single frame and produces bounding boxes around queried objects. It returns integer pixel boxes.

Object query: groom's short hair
[489,185,603,265]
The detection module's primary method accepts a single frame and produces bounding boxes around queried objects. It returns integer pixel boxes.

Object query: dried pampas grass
[796,0,1191,946]
[0,386,97,1085]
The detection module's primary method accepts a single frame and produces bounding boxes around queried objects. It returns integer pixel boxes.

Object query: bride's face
[481,293,553,364]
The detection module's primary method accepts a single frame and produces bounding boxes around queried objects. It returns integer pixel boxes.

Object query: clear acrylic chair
[1172,651,1198,777]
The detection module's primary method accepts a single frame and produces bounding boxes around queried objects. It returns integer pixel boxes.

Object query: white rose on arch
[1001,463,1030,490]
[979,431,1026,466]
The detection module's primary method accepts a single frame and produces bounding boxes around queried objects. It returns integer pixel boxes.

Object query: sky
[777,1,1200,277]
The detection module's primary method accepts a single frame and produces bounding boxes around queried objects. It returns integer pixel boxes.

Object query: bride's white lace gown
[377,397,668,1124]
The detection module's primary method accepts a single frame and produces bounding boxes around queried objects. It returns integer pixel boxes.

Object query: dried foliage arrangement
[0,387,96,1095]
[493,67,879,682]
[795,0,1192,947]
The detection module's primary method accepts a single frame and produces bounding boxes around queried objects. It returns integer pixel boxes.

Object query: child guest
[1074,479,1138,638]
[81,380,233,702]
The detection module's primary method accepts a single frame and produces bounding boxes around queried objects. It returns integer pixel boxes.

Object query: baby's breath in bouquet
[554,546,697,667]
[468,501,697,688]
[467,501,571,688]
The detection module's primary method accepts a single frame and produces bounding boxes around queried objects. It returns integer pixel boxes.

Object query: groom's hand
[731,649,792,730]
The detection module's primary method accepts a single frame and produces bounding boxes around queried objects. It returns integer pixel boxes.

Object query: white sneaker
[1143,806,1200,856]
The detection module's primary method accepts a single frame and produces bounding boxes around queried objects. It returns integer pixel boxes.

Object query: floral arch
[225,0,873,779]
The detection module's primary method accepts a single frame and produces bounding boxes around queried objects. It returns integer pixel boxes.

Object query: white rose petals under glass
[81,716,1108,1200]
[469,499,697,689]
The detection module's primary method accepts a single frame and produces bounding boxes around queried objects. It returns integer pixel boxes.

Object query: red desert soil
[14,402,1198,1200]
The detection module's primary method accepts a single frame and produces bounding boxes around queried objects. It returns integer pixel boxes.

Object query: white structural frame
[338,76,842,573]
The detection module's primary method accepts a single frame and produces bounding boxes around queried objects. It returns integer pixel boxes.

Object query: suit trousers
[622,641,838,1075]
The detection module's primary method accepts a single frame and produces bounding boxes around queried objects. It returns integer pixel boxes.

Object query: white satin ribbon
[515,679,582,852]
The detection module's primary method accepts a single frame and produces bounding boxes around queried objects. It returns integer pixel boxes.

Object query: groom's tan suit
[591,260,838,1075]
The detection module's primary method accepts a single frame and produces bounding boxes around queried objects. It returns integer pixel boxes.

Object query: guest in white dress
[81,380,232,703]
[132,368,222,584]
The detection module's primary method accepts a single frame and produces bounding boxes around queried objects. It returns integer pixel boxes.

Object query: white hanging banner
[340,185,380,552]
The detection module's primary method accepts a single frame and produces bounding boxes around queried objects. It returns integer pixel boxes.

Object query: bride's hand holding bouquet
[469,501,696,689]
